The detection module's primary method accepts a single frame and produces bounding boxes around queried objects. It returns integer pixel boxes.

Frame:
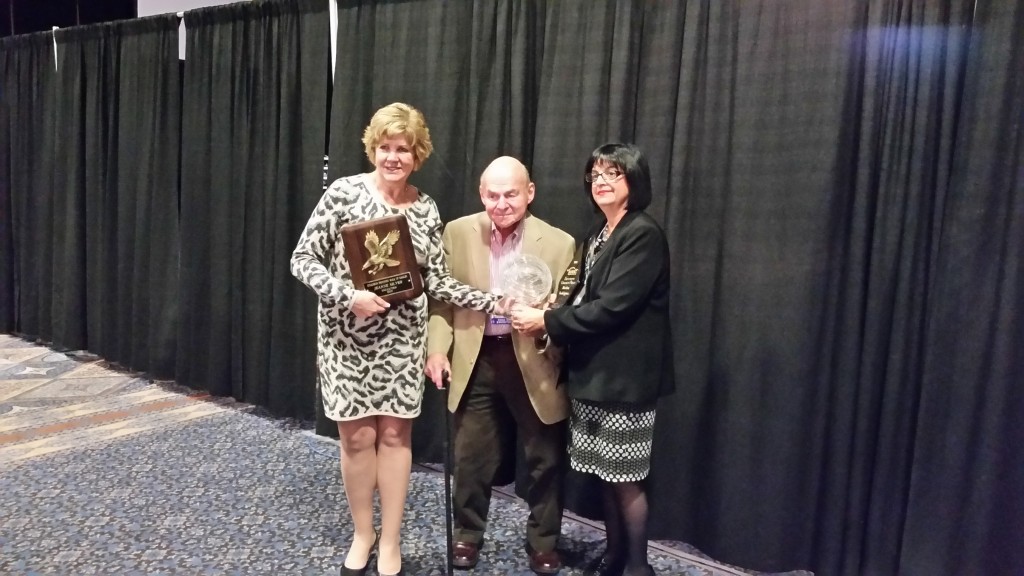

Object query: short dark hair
[583,142,652,212]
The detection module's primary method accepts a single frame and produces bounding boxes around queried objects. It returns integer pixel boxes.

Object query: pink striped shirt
[484,220,525,335]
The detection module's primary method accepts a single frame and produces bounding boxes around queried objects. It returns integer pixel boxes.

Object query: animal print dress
[291,174,498,421]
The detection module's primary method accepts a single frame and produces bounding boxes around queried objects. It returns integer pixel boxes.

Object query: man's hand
[425,353,451,389]
[350,290,390,318]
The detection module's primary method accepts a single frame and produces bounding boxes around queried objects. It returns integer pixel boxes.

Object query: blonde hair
[361,102,434,170]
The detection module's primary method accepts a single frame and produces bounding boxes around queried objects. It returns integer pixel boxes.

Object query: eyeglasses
[585,168,624,183]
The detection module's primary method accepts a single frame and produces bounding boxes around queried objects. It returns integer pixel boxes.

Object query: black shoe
[622,564,655,576]
[584,554,624,576]
[339,531,380,576]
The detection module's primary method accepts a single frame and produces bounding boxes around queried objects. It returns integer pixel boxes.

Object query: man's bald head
[479,156,535,236]
[480,156,531,188]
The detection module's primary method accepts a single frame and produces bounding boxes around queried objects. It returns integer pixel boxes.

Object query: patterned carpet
[0,334,809,576]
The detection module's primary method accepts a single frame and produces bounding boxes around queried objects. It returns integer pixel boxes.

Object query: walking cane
[441,370,455,576]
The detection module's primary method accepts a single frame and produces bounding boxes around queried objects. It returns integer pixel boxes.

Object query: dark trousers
[452,336,566,553]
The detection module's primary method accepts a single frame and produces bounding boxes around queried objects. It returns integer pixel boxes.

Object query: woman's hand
[511,303,547,338]
[493,295,515,317]
[350,290,390,318]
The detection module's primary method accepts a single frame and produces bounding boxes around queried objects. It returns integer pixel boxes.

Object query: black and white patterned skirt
[568,398,656,483]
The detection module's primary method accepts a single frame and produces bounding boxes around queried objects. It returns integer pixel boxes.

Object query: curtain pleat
[903,1,1024,574]
[178,0,328,417]
[43,17,181,373]
[113,18,182,377]
[1,33,58,339]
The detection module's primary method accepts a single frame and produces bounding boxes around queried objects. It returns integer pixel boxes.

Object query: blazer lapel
[591,211,637,268]
[471,212,491,291]
[521,213,542,259]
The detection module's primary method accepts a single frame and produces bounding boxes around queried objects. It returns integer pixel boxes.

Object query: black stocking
[611,480,650,575]
[601,482,623,562]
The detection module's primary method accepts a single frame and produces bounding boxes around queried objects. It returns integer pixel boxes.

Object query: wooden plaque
[340,214,424,304]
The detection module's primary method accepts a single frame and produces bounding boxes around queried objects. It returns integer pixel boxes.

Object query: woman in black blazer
[512,143,673,576]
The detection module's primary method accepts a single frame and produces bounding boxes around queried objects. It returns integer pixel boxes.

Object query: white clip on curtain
[52,26,58,71]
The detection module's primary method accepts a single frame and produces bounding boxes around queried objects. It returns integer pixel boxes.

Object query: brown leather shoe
[452,541,480,569]
[529,549,563,575]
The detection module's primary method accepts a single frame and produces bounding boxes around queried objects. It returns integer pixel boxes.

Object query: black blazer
[545,211,674,404]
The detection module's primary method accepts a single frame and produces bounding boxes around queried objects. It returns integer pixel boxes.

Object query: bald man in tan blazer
[426,157,575,574]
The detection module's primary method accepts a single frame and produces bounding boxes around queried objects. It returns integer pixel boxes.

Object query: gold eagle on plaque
[362,229,402,276]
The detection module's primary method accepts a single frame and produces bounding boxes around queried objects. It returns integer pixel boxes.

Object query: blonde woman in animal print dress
[291,103,502,576]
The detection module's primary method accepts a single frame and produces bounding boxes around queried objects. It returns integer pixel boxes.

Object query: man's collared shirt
[484,219,525,336]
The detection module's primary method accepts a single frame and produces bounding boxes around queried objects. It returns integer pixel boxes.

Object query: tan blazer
[427,212,576,424]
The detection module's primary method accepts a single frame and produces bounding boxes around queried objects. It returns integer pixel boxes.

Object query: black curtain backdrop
[329,0,546,221]
[53,17,181,376]
[0,35,25,331]
[1,18,179,376]
[2,0,1022,575]
[626,2,984,575]
[1,32,57,338]
[177,0,328,417]
[327,1,1022,575]
[903,1,1024,574]
[0,65,7,331]
[108,17,181,377]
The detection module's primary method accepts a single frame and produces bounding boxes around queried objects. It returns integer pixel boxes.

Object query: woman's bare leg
[375,415,412,574]
[338,418,379,569]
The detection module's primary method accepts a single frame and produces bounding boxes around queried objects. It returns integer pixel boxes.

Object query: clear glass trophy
[499,254,553,307]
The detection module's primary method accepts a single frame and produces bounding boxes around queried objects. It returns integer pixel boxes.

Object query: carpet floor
[0,334,810,576]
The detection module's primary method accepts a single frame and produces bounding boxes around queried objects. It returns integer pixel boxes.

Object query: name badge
[489,316,511,327]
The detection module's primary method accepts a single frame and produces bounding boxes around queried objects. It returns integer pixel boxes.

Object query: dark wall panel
[5,0,135,37]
